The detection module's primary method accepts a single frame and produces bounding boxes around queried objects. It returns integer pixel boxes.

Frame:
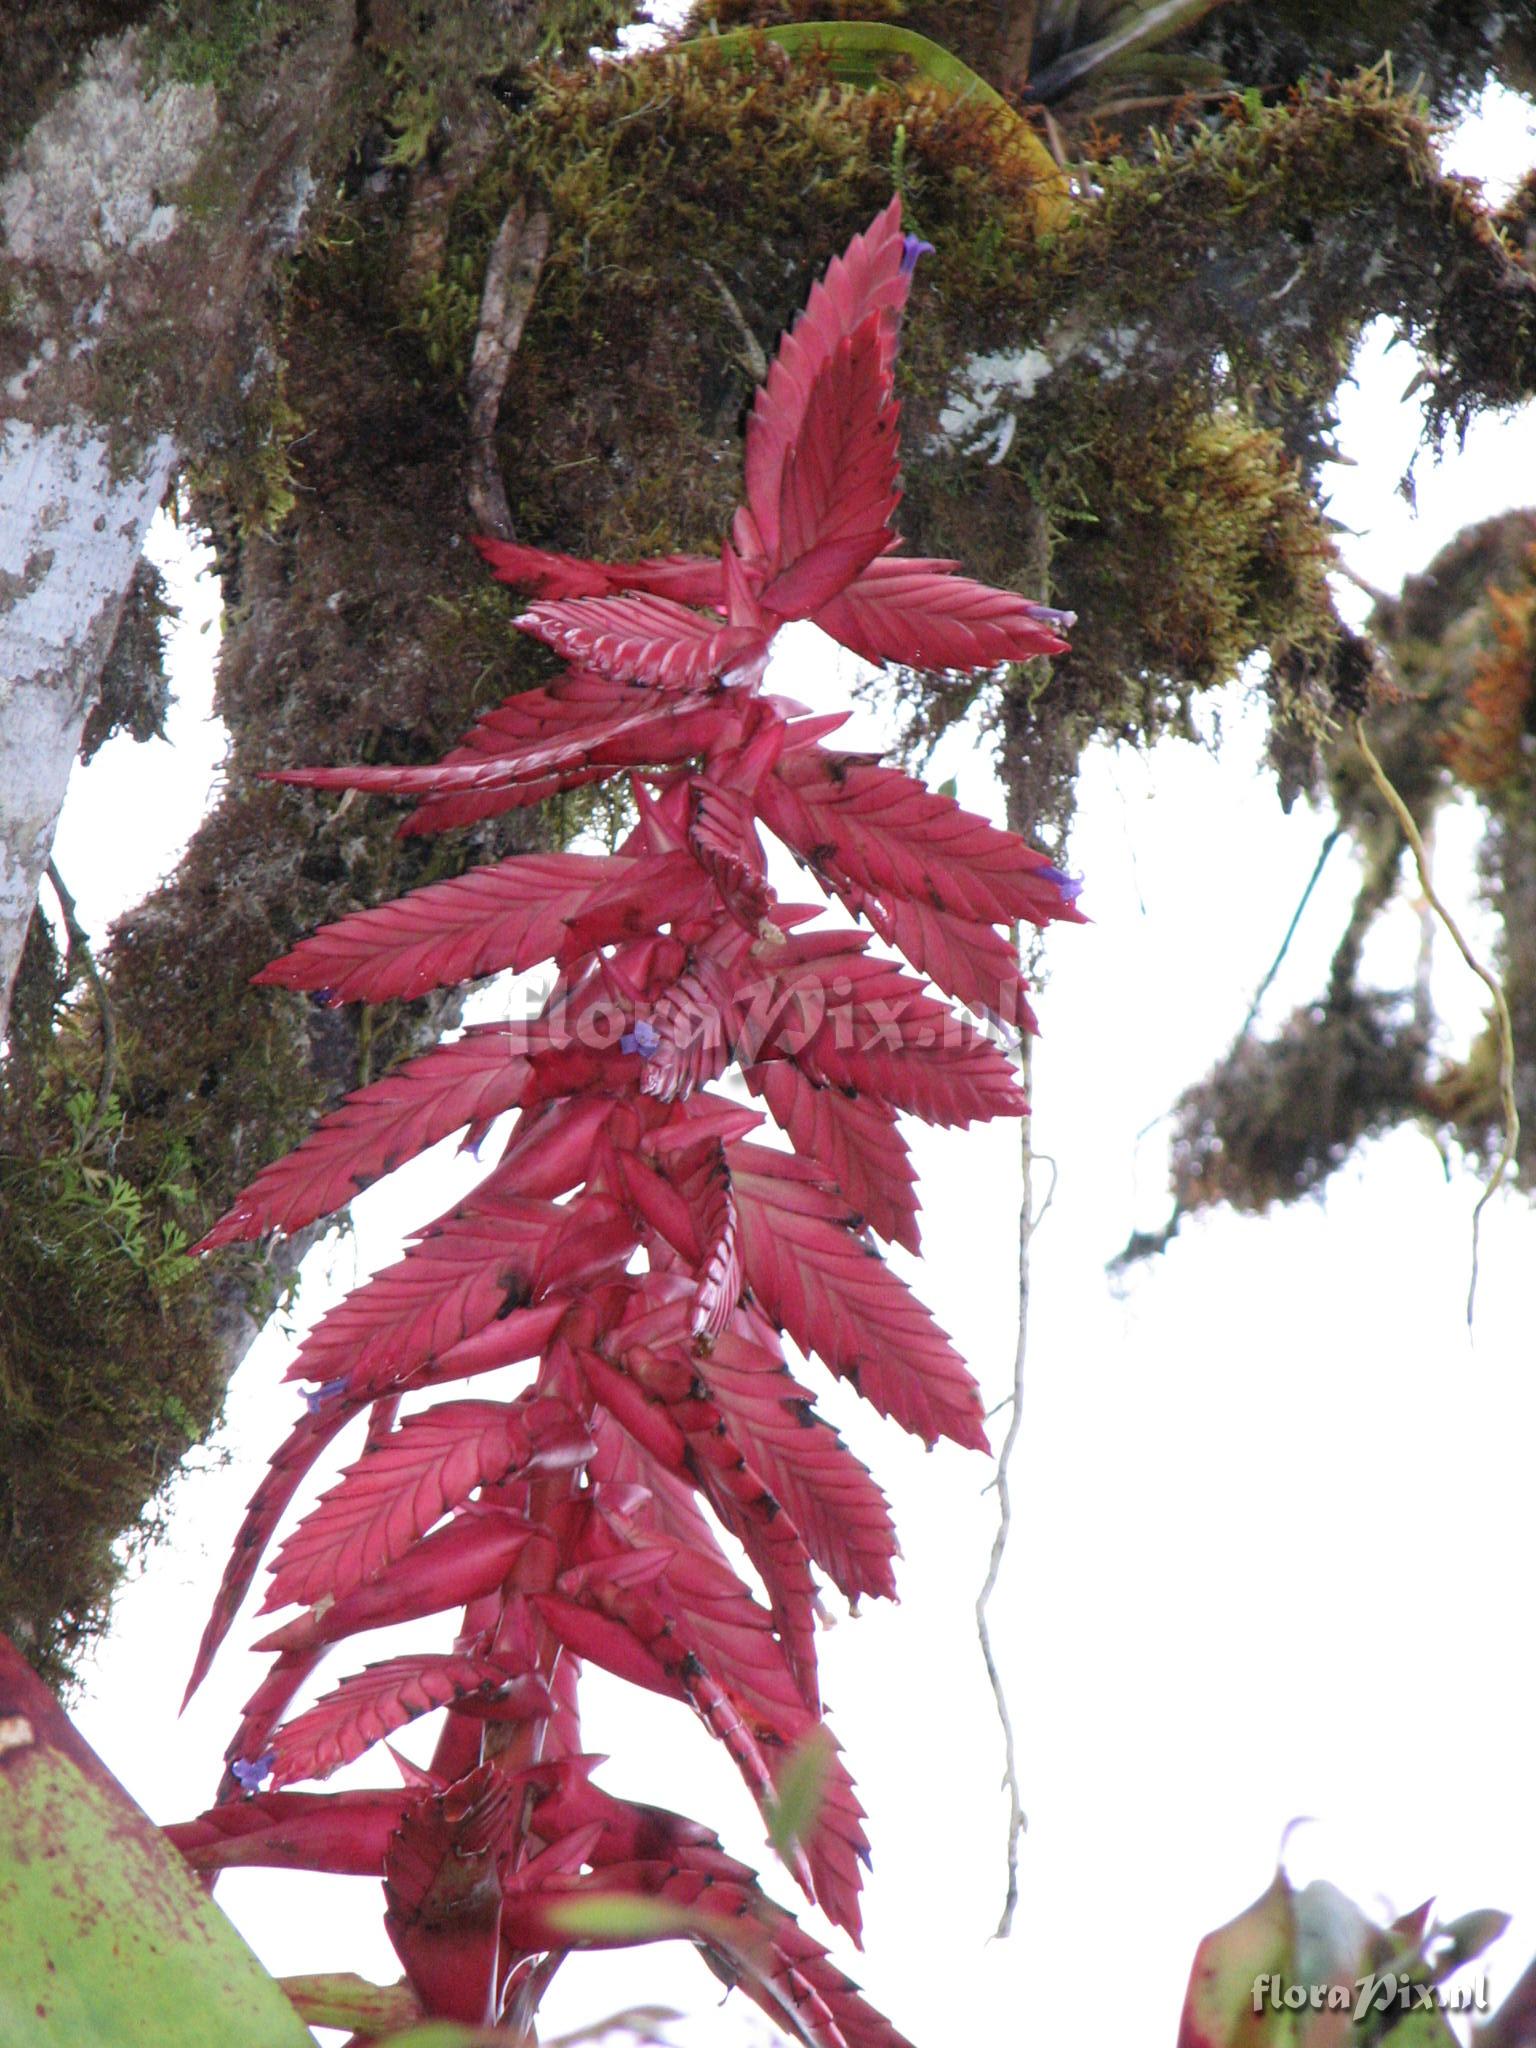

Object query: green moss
[150,0,308,95]
[0,1055,228,1691]
[186,351,305,536]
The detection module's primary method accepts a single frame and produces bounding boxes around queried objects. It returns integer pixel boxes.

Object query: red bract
[181,198,1083,2045]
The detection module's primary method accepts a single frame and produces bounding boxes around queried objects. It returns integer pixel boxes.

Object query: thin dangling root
[1354,718,1519,1325]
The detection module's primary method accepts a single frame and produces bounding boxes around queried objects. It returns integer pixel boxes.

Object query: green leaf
[545,1894,710,1942]
[671,20,1066,212]
[0,1637,313,2048]
[1177,1869,1295,2048]
[542,1891,771,1962]
[676,20,1009,109]
[278,1970,422,2032]
[366,2028,508,2048]
[764,1725,835,1864]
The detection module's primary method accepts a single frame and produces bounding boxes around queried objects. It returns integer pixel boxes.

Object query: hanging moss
[1168,993,1429,1220]
[80,554,174,760]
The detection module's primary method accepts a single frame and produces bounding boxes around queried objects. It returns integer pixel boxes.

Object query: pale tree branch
[466,200,552,541]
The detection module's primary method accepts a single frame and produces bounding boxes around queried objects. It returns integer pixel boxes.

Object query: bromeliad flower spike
[177,199,1084,2044]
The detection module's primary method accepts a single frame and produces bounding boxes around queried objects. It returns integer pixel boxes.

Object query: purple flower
[231,1749,276,1792]
[303,1376,347,1414]
[900,235,935,276]
[621,1018,660,1058]
[1039,864,1083,905]
[1023,602,1078,633]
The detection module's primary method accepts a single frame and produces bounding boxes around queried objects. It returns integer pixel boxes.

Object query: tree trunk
[0,425,173,1027]
[0,12,354,1043]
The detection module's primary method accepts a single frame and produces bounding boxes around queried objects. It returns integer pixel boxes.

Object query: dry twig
[700,260,768,384]
[466,200,552,540]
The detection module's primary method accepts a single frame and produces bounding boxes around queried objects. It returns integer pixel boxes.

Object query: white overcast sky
[57,80,1536,2048]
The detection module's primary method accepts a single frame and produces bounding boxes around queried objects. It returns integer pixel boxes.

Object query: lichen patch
[0,33,217,276]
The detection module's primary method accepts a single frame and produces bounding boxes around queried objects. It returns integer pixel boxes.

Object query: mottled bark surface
[0,425,174,1023]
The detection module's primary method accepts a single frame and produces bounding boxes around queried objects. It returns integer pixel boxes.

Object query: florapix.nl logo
[1252,1971,1489,2022]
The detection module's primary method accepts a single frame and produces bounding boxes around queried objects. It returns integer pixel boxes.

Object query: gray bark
[0,16,352,1045]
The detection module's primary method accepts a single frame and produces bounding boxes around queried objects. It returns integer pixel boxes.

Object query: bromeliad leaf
[256,853,644,1005]
[728,1143,989,1451]
[264,1396,591,1612]
[193,1026,534,1249]
[266,1655,554,1785]
[184,198,1081,2040]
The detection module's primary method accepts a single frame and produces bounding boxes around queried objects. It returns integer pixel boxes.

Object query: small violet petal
[231,1749,276,1792]
[1039,864,1084,905]
[1023,602,1078,632]
[900,235,936,276]
[621,1019,660,1058]
[303,1376,347,1415]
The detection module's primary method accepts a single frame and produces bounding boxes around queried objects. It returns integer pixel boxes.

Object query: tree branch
[466,200,551,541]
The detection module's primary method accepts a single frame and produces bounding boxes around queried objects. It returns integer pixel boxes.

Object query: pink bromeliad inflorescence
[174,199,1084,2046]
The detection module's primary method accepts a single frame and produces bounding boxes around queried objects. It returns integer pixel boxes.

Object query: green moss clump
[81,554,175,760]
[0,1038,229,1690]
[532,0,639,63]
[187,351,305,537]
[150,0,310,96]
